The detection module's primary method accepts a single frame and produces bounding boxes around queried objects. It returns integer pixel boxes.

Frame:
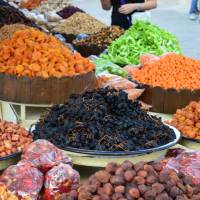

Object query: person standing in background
[189,0,199,21]
[100,0,157,30]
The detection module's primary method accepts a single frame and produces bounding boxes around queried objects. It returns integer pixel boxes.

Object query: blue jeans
[190,0,198,14]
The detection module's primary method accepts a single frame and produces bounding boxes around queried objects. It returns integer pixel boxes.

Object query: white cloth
[132,11,151,21]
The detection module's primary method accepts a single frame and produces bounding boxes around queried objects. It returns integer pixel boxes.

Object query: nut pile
[33,88,176,152]
[52,12,106,35]
[0,120,33,158]
[78,160,200,200]
[169,101,200,139]
[73,26,124,49]
[0,23,30,42]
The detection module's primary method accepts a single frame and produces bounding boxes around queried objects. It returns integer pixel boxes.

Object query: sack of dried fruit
[97,74,144,101]
[20,140,72,173]
[43,163,80,200]
[94,57,128,78]
[139,53,160,66]
[0,164,44,200]
[165,151,200,185]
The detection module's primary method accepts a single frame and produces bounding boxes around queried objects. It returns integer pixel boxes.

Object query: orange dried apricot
[0,28,95,79]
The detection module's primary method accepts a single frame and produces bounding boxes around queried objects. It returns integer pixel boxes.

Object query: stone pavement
[71,0,200,59]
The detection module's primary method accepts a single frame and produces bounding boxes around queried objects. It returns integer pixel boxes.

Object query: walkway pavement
[71,0,200,59]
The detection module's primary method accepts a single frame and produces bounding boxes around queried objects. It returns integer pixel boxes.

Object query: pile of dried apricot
[0,120,33,158]
[0,28,95,79]
[169,101,200,139]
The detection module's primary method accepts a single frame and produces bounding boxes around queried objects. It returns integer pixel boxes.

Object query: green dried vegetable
[101,20,182,65]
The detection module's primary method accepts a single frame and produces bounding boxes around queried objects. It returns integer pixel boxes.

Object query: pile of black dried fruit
[33,88,176,151]
[73,26,124,49]
[78,160,200,200]
[57,5,84,19]
[0,0,10,6]
[0,6,37,28]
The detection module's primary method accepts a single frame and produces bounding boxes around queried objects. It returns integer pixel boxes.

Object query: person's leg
[189,0,198,20]
[190,0,198,14]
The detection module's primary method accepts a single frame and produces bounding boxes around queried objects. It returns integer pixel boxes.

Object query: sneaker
[189,13,198,20]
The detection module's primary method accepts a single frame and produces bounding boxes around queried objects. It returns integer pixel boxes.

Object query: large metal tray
[31,125,180,156]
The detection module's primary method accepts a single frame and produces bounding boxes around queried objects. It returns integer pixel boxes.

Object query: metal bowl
[182,136,200,143]
[0,152,21,171]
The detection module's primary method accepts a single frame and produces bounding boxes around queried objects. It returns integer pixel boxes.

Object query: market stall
[0,0,199,199]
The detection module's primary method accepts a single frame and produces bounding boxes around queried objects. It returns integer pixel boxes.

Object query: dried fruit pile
[169,101,200,139]
[0,28,95,78]
[78,160,200,200]
[0,184,21,200]
[33,88,176,151]
[57,5,84,19]
[134,53,200,90]
[19,0,44,9]
[0,5,37,28]
[20,0,69,31]
[0,0,10,6]
[52,12,106,35]
[0,120,33,158]
[0,23,30,42]
[73,26,124,50]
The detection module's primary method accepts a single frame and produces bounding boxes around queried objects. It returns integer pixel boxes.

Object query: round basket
[0,71,96,105]
[140,85,200,114]
[52,32,76,43]
[62,33,76,43]
[73,44,106,57]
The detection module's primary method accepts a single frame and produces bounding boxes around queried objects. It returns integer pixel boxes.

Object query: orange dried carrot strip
[134,54,200,90]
